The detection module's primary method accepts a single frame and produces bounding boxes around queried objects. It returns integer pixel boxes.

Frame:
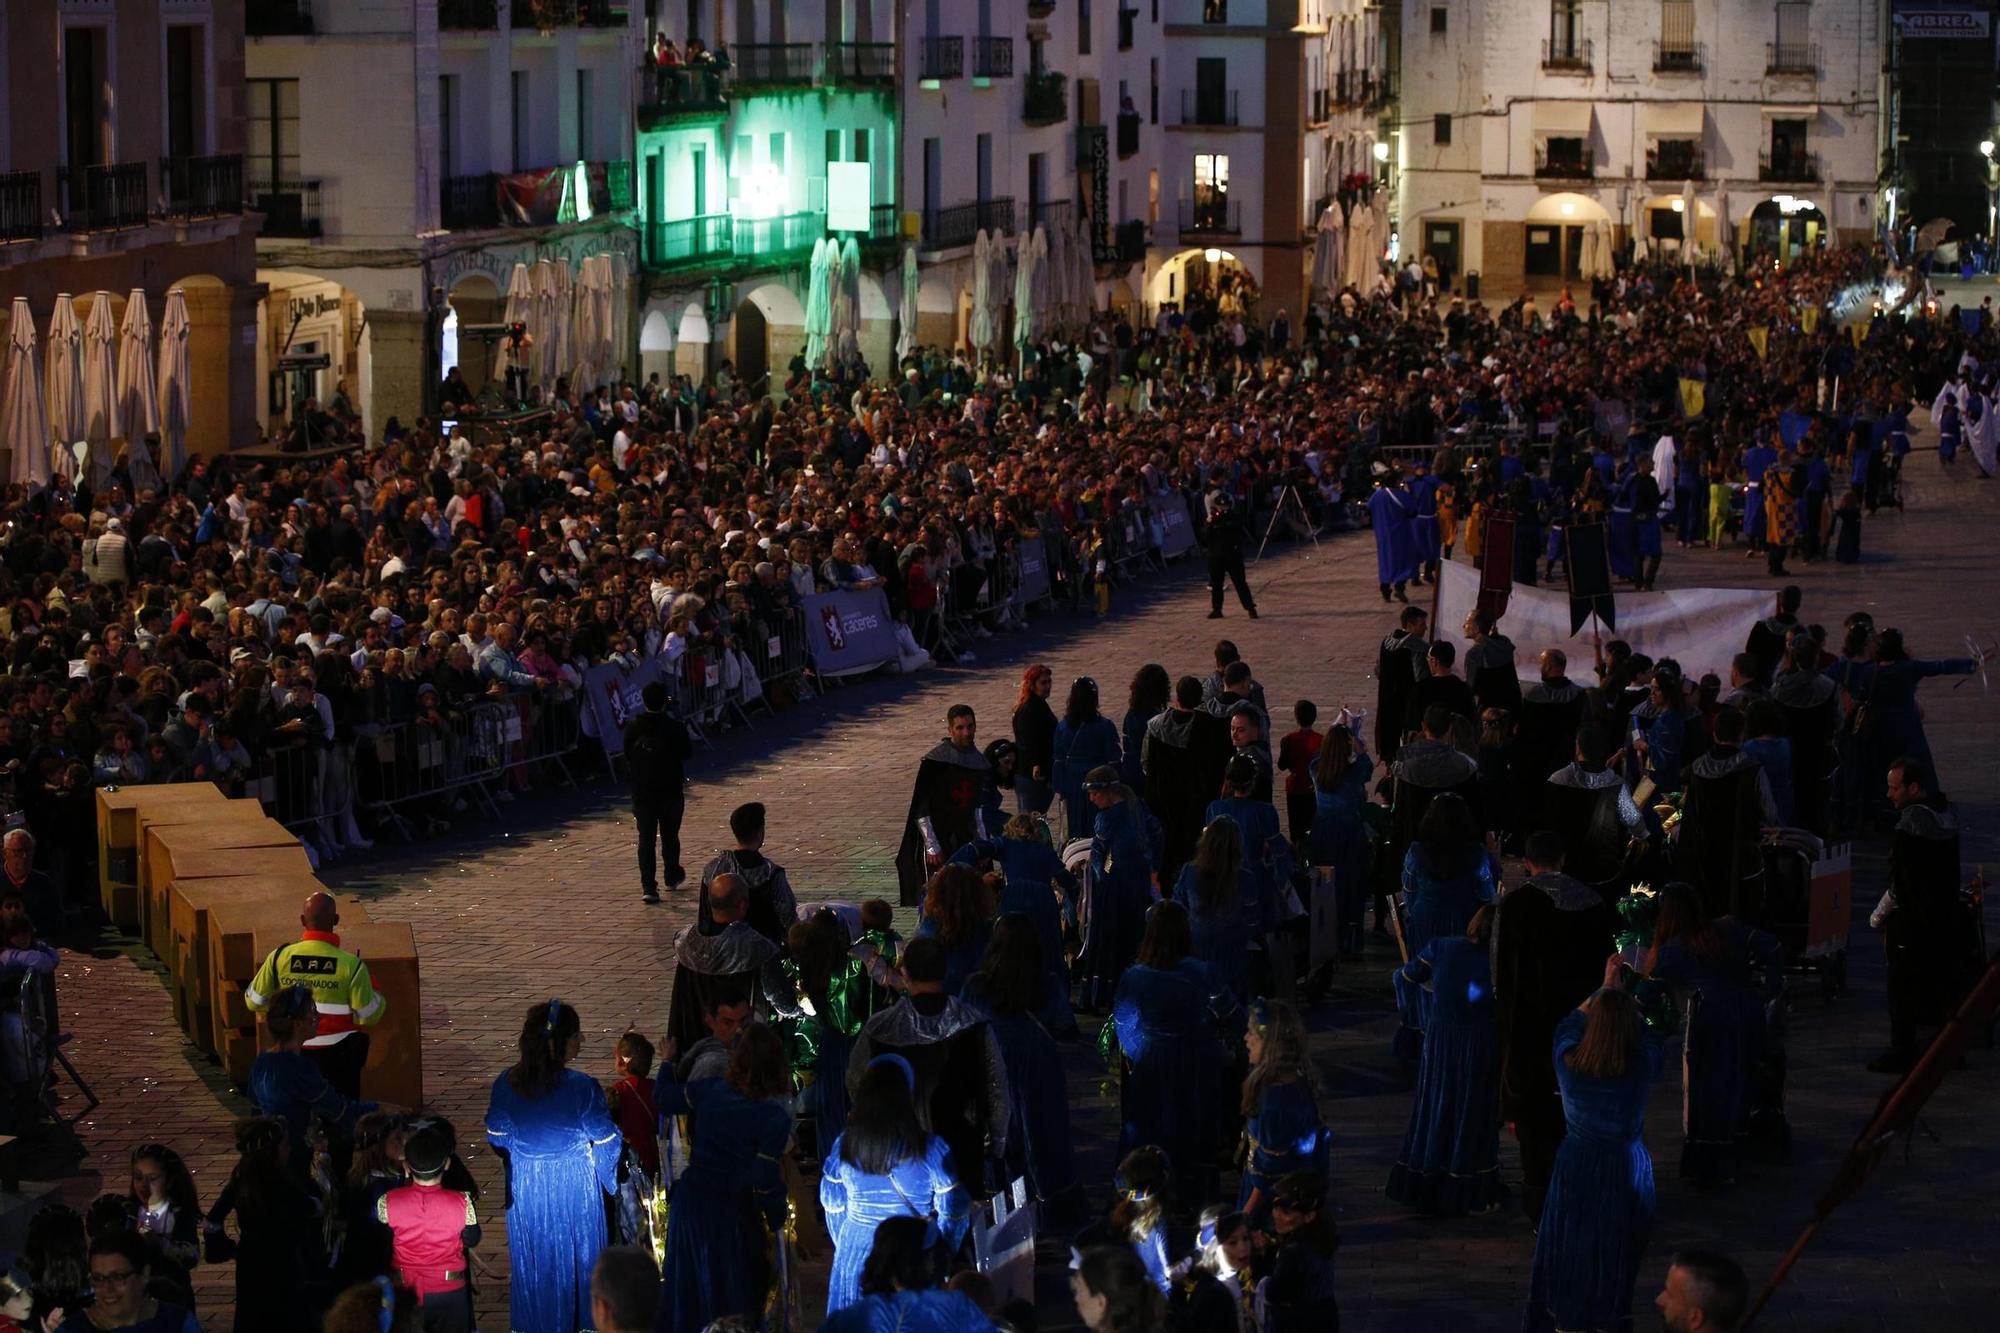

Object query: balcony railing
[869,203,900,243]
[646,212,732,268]
[825,41,895,83]
[733,211,823,260]
[921,36,965,81]
[1759,149,1820,182]
[0,170,42,243]
[249,178,322,238]
[1653,41,1703,73]
[926,203,978,249]
[1645,144,1705,181]
[977,197,1016,236]
[247,0,315,36]
[1179,197,1240,235]
[1180,89,1239,127]
[1371,70,1397,106]
[439,0,499,29]
[1117,110,1141,157]
[734,43,816,85]
[973,36,1015,78]
[60,162,150,231]
[442,173,499,229]
[1309,86,1331,124]
[1766,42,1817,75]
[1534,144,1594,179]
[1541,37,1592,71]
[638,65,728,122]
[604,158,634,210]
[163,153,245,218]
[1032,198,1074,236]
[1024,70,1067,125]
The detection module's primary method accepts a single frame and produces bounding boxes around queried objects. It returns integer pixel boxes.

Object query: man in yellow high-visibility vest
[245,890,384,1098]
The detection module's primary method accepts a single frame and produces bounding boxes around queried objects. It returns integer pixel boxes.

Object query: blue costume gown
[1628,698,1687,792]
[1843,657,1978,782]
[1120,707,1154,787]
[1205,794,1286,930]
[1367,485,1419,586]
[1739,737,1796,827]
[248,1049,372,1163]
[1052,713,1123,842]
[1392,845,1496,1062]
[1170,862,1264,1000]
[653,1067,794,1333]
[1608,471,1638,579]
[1742,443,1777,545]
[1386,936,1503,1214]
[914,913,992,997]
[1649,921,1785,1185]
[820,1135,971,1314]
[1524,1008,1665,1333]
[821,1289,997,1332]
[951,835,1080,1033]
[1239,1078,1330,1211]
[1112,957,1240,1203]
[1078,797,1163,1010]
[484,1067,622,1333]
[1409,473,1441,567]
[962,981,1082,1222]
[1306,755,1377,953]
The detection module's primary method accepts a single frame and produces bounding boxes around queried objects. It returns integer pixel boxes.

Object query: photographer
[1203,490,1258,620]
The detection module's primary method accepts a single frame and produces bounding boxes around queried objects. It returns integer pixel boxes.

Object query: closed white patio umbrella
[46,295,83,484]
[82,293,121,490]
[895,244,919,362]
[1072,213,1096,325]
[4,297,49,489]
[157,289,191,482]
[804,237,833,370]
[1311,203,1344,299]
[528,260,557,389]
[609,250,632,382]
[548,262,574,390]
[116,289,162,492]
[1013,230,1040,360]
[969,229,995,359]
[570,256,601,392]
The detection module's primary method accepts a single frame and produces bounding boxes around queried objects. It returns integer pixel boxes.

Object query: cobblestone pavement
[46,448,1999,1331]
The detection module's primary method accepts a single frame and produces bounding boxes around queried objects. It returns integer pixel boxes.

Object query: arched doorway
[731,280,806,396]
[1149,247,1255,314]
[733,298,769,389]
[639,308,674,389]
[1747,198,1828,266]
[1524,193,1614,282]
[444,272,504,401]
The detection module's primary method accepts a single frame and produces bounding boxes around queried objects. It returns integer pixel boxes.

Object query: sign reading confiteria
[1893,9,1991,38]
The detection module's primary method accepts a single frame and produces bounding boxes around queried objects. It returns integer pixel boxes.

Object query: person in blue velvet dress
[821,1216,997,1332]
[952,811,1081,1035]
[1850,629,1979,788]
[1171,815,1264,999]
[1122,664,1172,789]
[654,1020,796,1333]
[1078,766,1164,1010]
[1072,1146,1182,1295]
[915,862,996,997]
[483,999,622,1333]
[1644,882,1785,1187]
[962,915,1083,1223]
[247,985,373,1168]
[1629,667,1691,794]
[1053,677,1125,842]
[1393,793,1497,1062]
[1239,998,1328,1217]
[1205,754,1287,945]
[1525,968,1666,1333]
[1386,906,1504,1215]
[1111,902,1241,1206]
[1306,727,1377,958]
[820,1055,972,1315]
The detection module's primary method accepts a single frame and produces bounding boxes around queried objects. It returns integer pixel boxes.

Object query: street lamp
[1982,140,1995,158]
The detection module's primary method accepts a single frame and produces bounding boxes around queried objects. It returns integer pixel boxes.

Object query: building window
[1659,0,1696,61]
[1150,58,1159,124]
[768,132,786,178]
[852,128,871,163]
[247,77,301,184]
[734,134,752,177]
[1203,1,1226,23]
[576,68,593,160]
[1430,7,1447,35]
[1193,151,1229,228]
[511,70,531,170]
[1080,0,1092,54]
[1433,113,1452,146]
[439,76,457,181]
[825,130,841,166]
[166,25,205,165]
[1549,0,1581,58]
[1773,1,1811,69]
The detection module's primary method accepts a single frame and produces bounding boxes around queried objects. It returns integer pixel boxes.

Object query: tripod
[1254,484,1322,562]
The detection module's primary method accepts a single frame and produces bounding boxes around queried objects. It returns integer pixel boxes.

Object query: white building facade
[248,0,641,439]
[1395,0,1883,290]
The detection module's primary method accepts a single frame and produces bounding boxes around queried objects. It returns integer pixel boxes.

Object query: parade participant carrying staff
[245,890,385,1100]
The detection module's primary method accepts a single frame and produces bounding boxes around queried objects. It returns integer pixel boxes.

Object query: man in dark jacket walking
[624,681,691,903]
[1204,490,1257,618]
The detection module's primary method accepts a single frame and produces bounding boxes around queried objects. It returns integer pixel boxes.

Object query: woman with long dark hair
[821,1215,991,1332]
[657,1021,797,1332]
[950,810,1081,1035]
[1525,966,1664,1333]
[1239,998,1328,1217]
[962,915,1083,1224]
[1053,677,1124,842]
[1121,663,1173,787]
[1644,882,1786,1186]
[787,908,866,1154]
[819,1055,971,1314]
[1387,906,1504,1215]
[1166,1205,1255,1333]
[1072,1146,1179,1295]
[483,999,621,1333]
[1260,1171,1341,1333]
[1306,724,1377,959]
[1072,1241,1169,1333]
[1012,663,1058,814]
[1393,792,1496,1061]
[1171,815,1261,999]
[128,1142,201,1311]
[248,985,372,1169]
[203,1115,326,1331]
[915,862,996,996]
[1629,664,1690,792]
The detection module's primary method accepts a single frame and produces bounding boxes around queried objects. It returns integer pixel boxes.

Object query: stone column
[359,308,428,443]
[181,282,266,458]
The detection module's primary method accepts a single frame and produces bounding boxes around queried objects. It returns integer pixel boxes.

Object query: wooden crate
[143,813,299,903]
[169,873,333,1044]
[226,920,420,1107]
[146,842,313,963]
[126,799,265,948]
[204,892,370,1056]
[93,785,230,928]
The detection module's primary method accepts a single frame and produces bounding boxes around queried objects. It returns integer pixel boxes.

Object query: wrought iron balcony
[1178,198,1240,235]
[825,41,895,84]
[162,153,244,218]
[1758,149,1820,182]
[0,170,42,243]
[511,0,626,27]
[645,213,732,268]
[249,178,322,238]
[1371,70,1397,106]
[1766,42,1817,75]
[921,36,965,81]
[247,0,315,36]
[734,43,816,86]
[977,197,1016,236]
[1645,144,1705,181]
[926,203,979,250]
[1653,41,1703,73]
[869,203,900,243]
[1534,144,1594,179]
[1541,37,1592,72]
[59,162,149,231]
[973,36,1015,78]
[637,64,728,125]
[1180,89,1239,127]
[441,173,499,229]
[1032,198,1074,236]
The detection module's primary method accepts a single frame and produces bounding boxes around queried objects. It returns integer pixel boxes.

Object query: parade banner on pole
[1432,560,1767,683]
[584,656,667,758]
[801,587,899,677]
[1015,544,1052,603]
[1154,491,1197,557]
